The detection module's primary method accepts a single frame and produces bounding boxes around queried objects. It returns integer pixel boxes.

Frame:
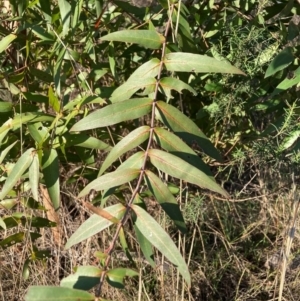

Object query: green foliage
[1,0,300,300]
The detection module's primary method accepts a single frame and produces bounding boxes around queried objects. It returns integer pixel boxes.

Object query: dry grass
[1,158,300,301]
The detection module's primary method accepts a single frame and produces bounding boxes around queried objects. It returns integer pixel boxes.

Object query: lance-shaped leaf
[29,152,39,201]
[117,151,146,171]
[79,169,140,197]
[270,66,300,97]
[156,101,222,161]
[101,30,165,49]
[71,98,152,132]
[153,127,214,180]
[0,148,34,200]
[110,78,156,103]
[65,203,126,249]
[25,286,94,301]
[0,140,18,165]
[128,58,161,81]
[64,133,111,150]
[132,204,191,285]
[61,266,102,290]
[265,47,294,78]
[148,149,229,198]
[144,170,186,233]
[42,149,60,210]
[164,52,245,75]
[159,77,197,99]
[133,194,156,267]
[0,34,17,53]
[99,126,150,176]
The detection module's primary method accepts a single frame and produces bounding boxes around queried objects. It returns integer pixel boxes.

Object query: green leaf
[0,113,55,135]
[101,30,165,49]
[42,149,60,210]
[48,86,60,113]
[265,47,294,78]
[22,258,30,280]
[28,122,50,145]
[99,126,150,176]
[0,101,13,112]
[148,149,229,198]
[132,204,191,286]
[127,58,161,82]
[116,151,145,171]
[270,66,300,97]
[144,170,187,233]
[153,127,214,179]
[65,204,126,249]
[28,68,53,83]
[134,224,155,267]
[0,217,6,230]
[155,101,222,162]
[110,78,156,103]
[159,77,197,99]
[0,140,18,165]
[164,52,245,75]
[58,0,71,36]
[24,286,94,301]
[64,133,111,150]
[106,268,138,289]
[0,34,17,53]
[0,148,34,200]
[71,98,152,132]
[29,151,39,201]
[60,266,102,290]
[79,169,140,197]
[0,232,25,249]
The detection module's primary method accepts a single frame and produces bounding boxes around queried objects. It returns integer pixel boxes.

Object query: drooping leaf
[60,266,102,290]
[42,149,60,210]
[153,127,214,179]
[101,30,165,49]
[0,34,17,53]
[79,169,140,197]
[0,148,34,200]
[65,204,126,249]
[106,268,138,289]
[29,151,39,201]
[110,78,156,103]
[70,98,152,132]
[155,101,222,161]
[133,224,155,267]
[99,126,150,176]
[144,170,186,233]
[132,204,191,285]
[83,201,119,223]
[159,77,197,99]
[163,52,245,75]
[24,286,94,301]
[265,47,294,78]
[148,149,229,198]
